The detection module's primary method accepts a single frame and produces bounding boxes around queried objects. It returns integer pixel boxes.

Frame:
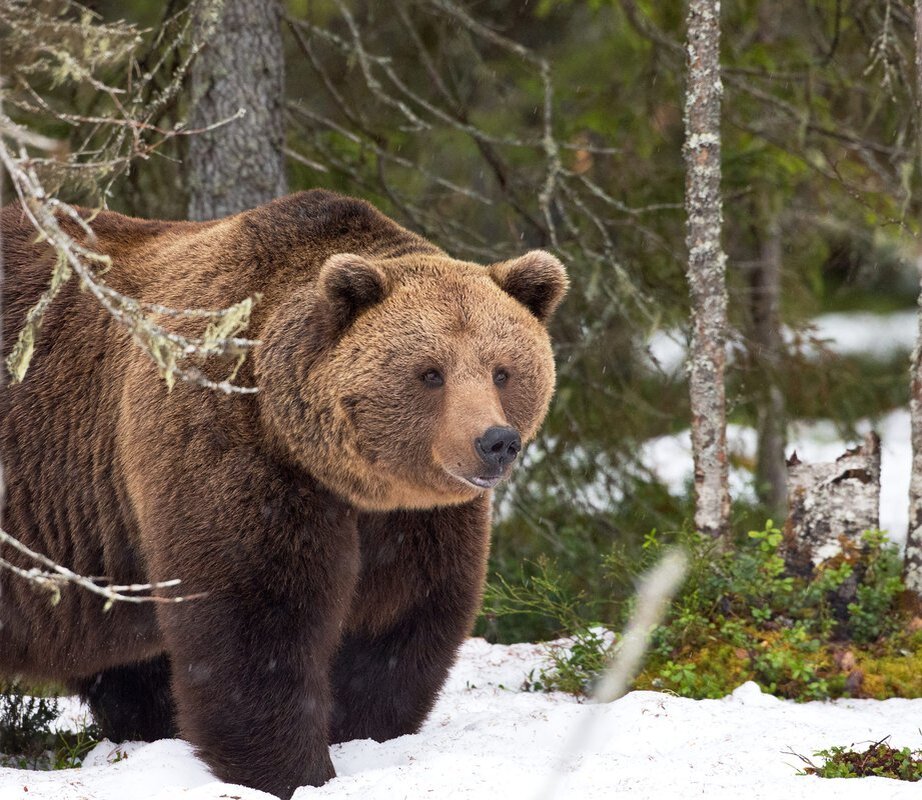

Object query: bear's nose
[476,426,522,469]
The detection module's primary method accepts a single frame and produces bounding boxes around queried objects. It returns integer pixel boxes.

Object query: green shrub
[486,521,917,701]
[0,684,60,766]
[523,627,611,695]
[52,725,103,770]
[0,683,100,770]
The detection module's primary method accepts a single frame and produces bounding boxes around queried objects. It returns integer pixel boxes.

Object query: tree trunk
[684,0,731,541]
[1,242,4,536]
[786,432,880,579]
[905,0,922,603]
[751,214,787,515]
[187,0,287,221]
[909,280,922,599]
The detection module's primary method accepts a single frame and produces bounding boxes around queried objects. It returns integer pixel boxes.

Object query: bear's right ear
[317,253,390,330]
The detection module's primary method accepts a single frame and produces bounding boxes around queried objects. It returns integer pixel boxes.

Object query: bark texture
[1,239,4,535]
[905,0,922,603]
[908,255,922,599]
[187,0,287,221]
[785,432,880,578]
[684,0,730,540]
[751,215,786,515]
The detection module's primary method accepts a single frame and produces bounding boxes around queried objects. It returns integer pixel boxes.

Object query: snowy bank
[3,638,922,799]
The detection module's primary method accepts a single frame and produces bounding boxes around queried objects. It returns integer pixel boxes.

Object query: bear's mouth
[443,468,506,491]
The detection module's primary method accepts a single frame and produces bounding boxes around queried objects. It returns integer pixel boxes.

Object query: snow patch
[728,681,779,707]
[639,409,911,544]
[645,309,919,375]
[4,639,922,799]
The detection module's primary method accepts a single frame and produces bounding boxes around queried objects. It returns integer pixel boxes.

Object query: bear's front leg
[146,477,360,800]
[331,500,490,744]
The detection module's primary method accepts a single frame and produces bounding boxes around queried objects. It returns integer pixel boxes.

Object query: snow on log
[784,431,881,576]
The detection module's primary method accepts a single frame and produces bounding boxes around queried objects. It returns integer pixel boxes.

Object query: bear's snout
[475,426,522,470]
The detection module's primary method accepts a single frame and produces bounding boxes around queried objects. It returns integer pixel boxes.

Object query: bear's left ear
[318,253,390,330]
[489,250,569,322]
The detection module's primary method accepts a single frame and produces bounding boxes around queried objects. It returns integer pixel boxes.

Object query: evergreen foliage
[0,683,100,770]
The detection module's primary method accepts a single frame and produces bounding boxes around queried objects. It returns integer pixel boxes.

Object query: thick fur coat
[0,190,567,798]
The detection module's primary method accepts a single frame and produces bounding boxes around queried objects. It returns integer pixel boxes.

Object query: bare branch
[1,0,260,393]
[285,1,661,327]
[0,525,202,607]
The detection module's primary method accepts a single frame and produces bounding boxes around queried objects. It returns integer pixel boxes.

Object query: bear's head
[259,250,567,511]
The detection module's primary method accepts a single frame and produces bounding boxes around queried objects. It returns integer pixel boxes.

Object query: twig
[0,526,202,607]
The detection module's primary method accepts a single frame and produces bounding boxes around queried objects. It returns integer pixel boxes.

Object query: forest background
[3,0,919,678]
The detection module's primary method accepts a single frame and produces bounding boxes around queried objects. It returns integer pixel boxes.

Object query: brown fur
[0,190,567,798]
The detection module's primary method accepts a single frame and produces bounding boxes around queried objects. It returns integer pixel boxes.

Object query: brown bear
[0,190,567,798]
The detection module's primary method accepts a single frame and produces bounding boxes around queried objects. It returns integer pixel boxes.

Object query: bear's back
[0,191,441,603]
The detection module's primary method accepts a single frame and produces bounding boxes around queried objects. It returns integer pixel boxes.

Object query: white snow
[639,408,912,545]
[645,309,919,374]
[2,638,921,799]
[803,310,919,360]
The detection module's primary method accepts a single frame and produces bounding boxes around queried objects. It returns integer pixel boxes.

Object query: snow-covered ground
[2,638,921,800]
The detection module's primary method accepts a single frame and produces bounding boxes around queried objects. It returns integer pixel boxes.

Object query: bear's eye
[494,368,510,387]
[422,368,444,388]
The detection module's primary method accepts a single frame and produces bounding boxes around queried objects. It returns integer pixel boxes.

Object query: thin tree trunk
[909,280,922,599]
[905,0,922,603]
[751,215,787,515]
[684,0,731,541]
[1,230,4,539]
[187,0,287,221]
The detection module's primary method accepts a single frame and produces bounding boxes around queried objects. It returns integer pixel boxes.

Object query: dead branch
[0,525,202,608]
[1,0,259,392]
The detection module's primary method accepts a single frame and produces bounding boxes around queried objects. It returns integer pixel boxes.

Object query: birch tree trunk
[187,0,287,221]
[1,245,4,538]
[786,432,880,579]
[684,0,731,541]
[905,0,922,603]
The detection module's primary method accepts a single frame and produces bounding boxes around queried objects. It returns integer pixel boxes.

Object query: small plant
[0,683,100,770]
[0,683,60,767]
[791,737,922,781]
[524,627,613,695]
[484,556,594,636]
[53,724,102,770]
[844,530,904,644]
